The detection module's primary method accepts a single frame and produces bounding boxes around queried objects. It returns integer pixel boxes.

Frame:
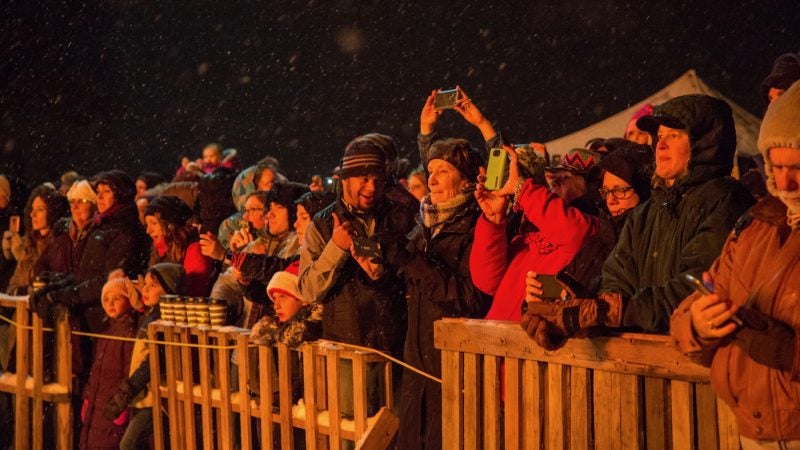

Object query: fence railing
[435,318,740,450]
[0,294,72,450]
[146,321,399,450]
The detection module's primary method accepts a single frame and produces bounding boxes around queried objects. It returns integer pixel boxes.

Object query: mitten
[521,311,568,350]
[523,295,623,337]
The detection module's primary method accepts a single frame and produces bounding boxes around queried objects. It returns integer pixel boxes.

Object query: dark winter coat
[79,310,137,450]
[50,203,149,332]
[33,218,73,277]
[299,196,416,358]
[397,197,490,450]
[601,96,755,332]
[560,212,627,298]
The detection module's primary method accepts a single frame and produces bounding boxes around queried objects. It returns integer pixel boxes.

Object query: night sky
[2,0,798,185]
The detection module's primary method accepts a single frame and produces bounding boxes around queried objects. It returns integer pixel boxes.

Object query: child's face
[272,292,304,323]
[103,294,131,318]
[143,273,167,307]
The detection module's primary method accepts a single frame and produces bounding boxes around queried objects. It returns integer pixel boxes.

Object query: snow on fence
[435,318,740,450]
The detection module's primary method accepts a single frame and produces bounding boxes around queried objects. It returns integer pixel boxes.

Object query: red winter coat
[471,180,598,322]
[79,311,137,450]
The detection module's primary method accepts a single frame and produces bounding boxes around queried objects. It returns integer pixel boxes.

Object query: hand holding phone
[485,148,509,191]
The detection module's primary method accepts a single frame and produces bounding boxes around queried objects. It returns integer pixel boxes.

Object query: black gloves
[102,379,135,420]
[734,308,796,371]
[520,312,568,350]
[29,273,75,318]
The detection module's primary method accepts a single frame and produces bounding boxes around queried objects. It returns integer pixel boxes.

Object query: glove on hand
[521,311,568,350]
[30,290,58,319]
[523,295,622,338]
[734,308,796,371]
[102,379,135,420]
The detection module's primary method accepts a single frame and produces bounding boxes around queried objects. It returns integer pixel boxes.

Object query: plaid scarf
[420,191,472,229]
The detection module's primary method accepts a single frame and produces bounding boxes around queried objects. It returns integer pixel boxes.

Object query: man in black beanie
[299,134,417,421]
[760,52,800,105]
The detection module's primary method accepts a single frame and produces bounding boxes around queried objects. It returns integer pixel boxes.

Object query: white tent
[544,70,763,157]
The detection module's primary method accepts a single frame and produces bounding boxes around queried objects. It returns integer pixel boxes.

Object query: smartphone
[537,274,565,301]
[683,273,712,295]
[239,219,256,236]
[352,234,381,260]
[9,216,20,233]
[433,88,459,110]
[485,148,509,191]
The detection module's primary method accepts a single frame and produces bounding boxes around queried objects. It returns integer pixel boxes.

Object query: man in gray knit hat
[671,80,800,448]
[299,134,417,424]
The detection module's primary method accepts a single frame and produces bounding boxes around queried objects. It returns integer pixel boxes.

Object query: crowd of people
[0,51,799,450]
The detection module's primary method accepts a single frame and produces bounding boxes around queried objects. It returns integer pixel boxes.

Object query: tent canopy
[544,70,762,157]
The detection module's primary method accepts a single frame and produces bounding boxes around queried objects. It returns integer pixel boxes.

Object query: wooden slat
[355,407,399,450]
[593,370,614,450]
[216,331,234,450]
[32,314,43,450]
[569,367,590,450]
[619,373,642,450]
[441,350,462,450]
[716,398,739,450]
[326,347,341,450]
[504,357,521,450]
[695,383,719,450]
[237,334,252,450]
[277,343,294,450]
[147,325,166,450]
[670,380,695,450]
[15,305,29,450]
[303,345,319,450]
[521,360,542,450]
[463,352,480,450]
[546,363,567,450]
[645,377,667,450]
[197,329,214,450]
[181,326,197,450]
[258,345,274,448]
[315,353,331,450]
[163,326,183,449]
[55,312,72,450]
[352,353,368,441]
[482,355,500,450]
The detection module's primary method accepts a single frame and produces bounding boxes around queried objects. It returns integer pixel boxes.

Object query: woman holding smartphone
[397,104,492,450]
[6,184,69,294]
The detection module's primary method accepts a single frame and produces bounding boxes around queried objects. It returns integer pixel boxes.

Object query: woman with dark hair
[6,184,69,294]
[144,195,213,296]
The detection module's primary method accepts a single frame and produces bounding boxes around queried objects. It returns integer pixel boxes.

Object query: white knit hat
[66,180,98,204]
[266,262,303,303]
[758,80,800,196]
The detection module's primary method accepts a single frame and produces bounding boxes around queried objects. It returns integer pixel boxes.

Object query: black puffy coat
[602,96,755,332]
[50,203,149,332]
[397,197,490,450]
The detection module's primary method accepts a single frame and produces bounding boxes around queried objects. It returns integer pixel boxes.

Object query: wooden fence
[435,318,740,450]
[146,321,399,450]
[0,294,72,450]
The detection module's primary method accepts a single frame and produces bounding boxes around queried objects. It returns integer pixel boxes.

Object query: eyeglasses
[242,208,266,215]
[598,186,635,200]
